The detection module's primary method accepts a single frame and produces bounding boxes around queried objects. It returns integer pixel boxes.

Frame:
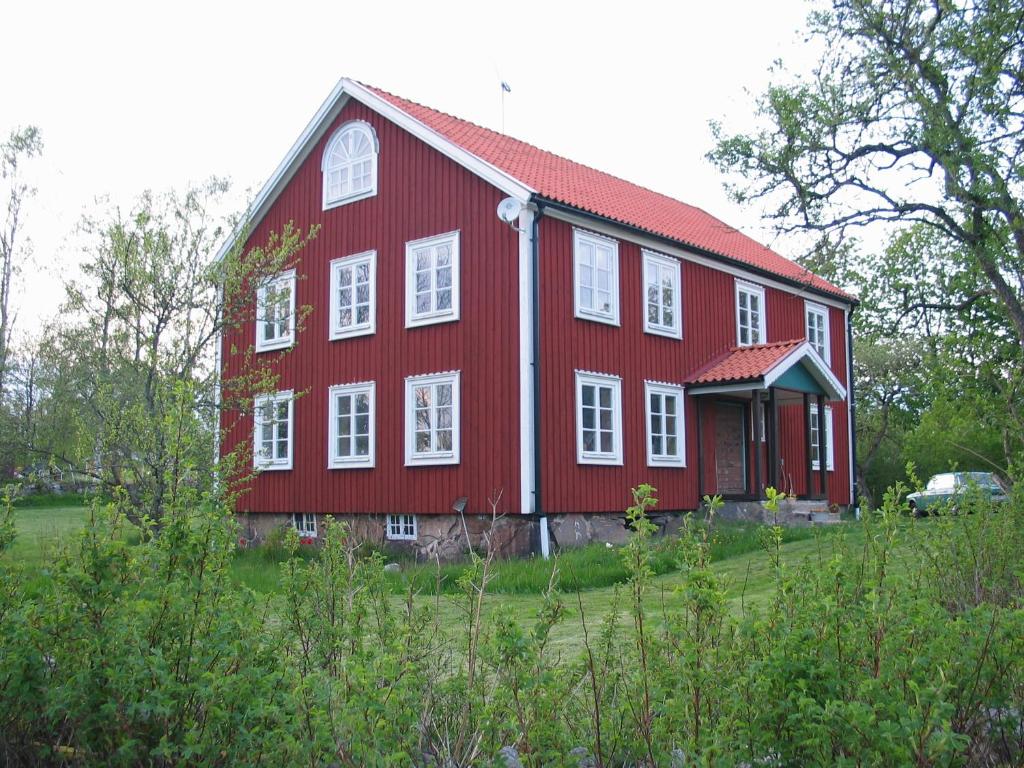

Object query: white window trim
[253,390,294,471]
[735,280,766,347]
[804,300,831,365]
[291,513,317,538]
[575,370,624,466]
[644,381,686,467]
[810,404,835,472]
[405,231,461,328]
[255,269,296,353]
[329,250,377,340]
[321,120,379,211]
[327,381,375,469]
[641,250,682,339]
[573,229,620,326]
[386,514,418,541]
[404,370,461,466]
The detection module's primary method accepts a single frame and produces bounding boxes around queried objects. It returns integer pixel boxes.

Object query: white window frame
[735,280,766,347]
[644,381,686,467]
[329,250,376,340]
[253,390,294,471]
[386,514,417,541]
[575,371,624,466]
[805,300,831,364]
[255,270,296,353]
[573,229,620,326]
[404,371,461,466]
[809,404,835,471]
[405,231,461,328]
[327,381,375,469]
[321,120,378,210]
[642,250,682,339]
[291,513,317,538]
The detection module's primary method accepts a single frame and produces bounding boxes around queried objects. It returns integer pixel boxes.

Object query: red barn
[218,79,857,558]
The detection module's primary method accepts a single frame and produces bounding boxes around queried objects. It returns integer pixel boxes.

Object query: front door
[714,402,747,495]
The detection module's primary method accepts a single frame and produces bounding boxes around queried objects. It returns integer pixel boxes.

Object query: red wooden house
[218,78,856,557]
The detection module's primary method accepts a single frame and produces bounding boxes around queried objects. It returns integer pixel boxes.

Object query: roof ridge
[361,81,726,219]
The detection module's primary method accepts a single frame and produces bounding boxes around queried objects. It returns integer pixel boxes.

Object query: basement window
[291,513,317,538]
[386,514,417,541]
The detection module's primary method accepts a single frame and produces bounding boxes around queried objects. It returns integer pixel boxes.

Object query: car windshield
[960,472,1003,489]
[926,474,956,491]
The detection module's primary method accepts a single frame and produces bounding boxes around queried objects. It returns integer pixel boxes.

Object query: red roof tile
[690,339,805,385]
[365,85,852,300]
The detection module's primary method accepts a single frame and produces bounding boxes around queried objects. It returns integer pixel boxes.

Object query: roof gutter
[537,198,857,307]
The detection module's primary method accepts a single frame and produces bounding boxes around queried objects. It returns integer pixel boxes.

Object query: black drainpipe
[531,202,545,549]
[846,305,858,508]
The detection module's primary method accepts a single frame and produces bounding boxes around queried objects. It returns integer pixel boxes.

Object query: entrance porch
[687,339,847,505]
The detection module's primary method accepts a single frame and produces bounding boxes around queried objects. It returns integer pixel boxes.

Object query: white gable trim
[215,78,532,263]
[761,341,847,401]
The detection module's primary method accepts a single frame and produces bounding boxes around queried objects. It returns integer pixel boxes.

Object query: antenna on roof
[499,78,511,133]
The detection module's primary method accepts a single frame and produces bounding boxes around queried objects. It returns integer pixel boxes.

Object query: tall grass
[230,517,839,595]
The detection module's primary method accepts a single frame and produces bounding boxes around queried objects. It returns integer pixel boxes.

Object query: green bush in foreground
[1,482,1022,766]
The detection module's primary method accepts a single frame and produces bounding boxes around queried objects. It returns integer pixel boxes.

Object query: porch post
[696,396,705,500]
[817,393,828,501]
[768,386,779,490]
[752,392,763,500]
[803,393,813,497]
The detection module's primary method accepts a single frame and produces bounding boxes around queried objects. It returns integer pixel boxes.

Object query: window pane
[437,430,452,451]
[580,287,593,308]
[652,435,663,455]
[667,436,677,456]
[355,414,369,435]
[415,431,430,452]
[583,430,596,451]
[437,289,451,310]
[355,435,369,455]
[599,387,611,408]
[437,385,452,406]
[599,408,612,430]
[582,407,595,429]
[339,267,352,287]
[600,433,613,453]
[356,306,369,324]
[438,407,452,429]
[582,386,595,407]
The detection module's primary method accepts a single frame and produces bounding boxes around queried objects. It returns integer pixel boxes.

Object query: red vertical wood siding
[538,215,853,512]
[220,100,521,517]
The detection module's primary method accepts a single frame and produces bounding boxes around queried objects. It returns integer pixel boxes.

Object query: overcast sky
[1,0,819,340]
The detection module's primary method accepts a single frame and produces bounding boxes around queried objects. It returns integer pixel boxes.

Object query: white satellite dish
[496,197,522,225]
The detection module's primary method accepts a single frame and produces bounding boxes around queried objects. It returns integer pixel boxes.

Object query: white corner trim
[845,306,855,505]
[326,380,376,469]
[644,381,686,468]
[574,370,624,466]
[518,207,536,515]
[329,250,377,341]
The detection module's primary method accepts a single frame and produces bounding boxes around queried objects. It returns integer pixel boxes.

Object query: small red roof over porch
[688,339,847,400]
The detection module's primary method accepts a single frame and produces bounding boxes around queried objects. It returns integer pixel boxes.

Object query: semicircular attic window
[322,121,378,209]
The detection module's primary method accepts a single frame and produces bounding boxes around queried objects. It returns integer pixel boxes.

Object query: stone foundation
[717,499,844,526]
[236,512,536,561]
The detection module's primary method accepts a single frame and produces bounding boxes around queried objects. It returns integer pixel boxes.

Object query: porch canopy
[687,340,846,501]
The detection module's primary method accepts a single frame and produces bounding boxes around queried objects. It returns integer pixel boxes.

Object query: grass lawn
[7,503,878,651]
